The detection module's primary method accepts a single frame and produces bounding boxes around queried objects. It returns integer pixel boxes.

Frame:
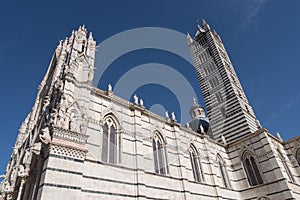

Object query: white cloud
[243,0,269,25]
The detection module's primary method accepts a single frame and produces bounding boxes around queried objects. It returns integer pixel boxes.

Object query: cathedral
[1,21,300,200]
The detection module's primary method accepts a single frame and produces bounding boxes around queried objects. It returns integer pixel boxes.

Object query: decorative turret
[187,98,210,134]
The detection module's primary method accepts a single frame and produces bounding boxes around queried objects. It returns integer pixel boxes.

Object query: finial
[193,97,197,105]
[276,132,283,142]
[58,40,63,46]
[171,112,176,121]
[202,19,207,25]
[165,111,169,119]
[82,24,85,30]
[63,38,68,45]
[133,94,139,105]
[187,32,193,43]
[89,32,93,40]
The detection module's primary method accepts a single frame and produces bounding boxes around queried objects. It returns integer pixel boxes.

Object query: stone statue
[70,115,80,133]
[199,124,204,134]
[186,122,190,128]
[22,150,32,165]
[17,165,26,177]
[50,108,58,125]
[42,96,50,113]
[31,142,42,155]
[57,95,68,127]
[171,112,176,121]
[165,111,169,119]
[193,97,197,105]
[64,111,71,130]
[221,134,227,145]
[2,180,12,193]
[140,98,144,106]
[276,132,283,142]
[108,83,112,92]
[134,95,139,105]
[40,127,51,144]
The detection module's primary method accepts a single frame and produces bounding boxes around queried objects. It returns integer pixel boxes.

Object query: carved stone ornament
[22,149,32,165]
[42,96,50,113]
[17,165,27,177]
[30,142,42,155]
[40,127,51,144]
[171,112,176,121]
[50,108,58,125]
[2,180,13,193]
[54,79,64,92]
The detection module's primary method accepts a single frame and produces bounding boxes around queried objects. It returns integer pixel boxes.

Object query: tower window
[101,117,120,164]
[242,151,263,186]
[296,149,300,167]
[153,132,169,175]
[221,107,226,118]
[215,92,223,103]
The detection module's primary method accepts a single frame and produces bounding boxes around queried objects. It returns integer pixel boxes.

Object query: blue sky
[0,0,300,174]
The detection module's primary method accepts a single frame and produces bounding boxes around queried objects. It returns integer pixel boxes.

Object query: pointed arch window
[101,117,119,164]
[278,150,294,182]
[296,148,300,167]
[189,145,204,182]
[242,151,263,186]
[217,155,230,188]
[153,133,168,175]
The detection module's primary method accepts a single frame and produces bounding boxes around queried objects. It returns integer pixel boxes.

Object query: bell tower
[188,20,261,143]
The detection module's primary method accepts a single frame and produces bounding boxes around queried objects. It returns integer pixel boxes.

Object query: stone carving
[165,111,169,119]
[108,83,112,92]
[199,124,204,134]
[276,132,283,142]
[186,122,190,128]
[30,142,42,155]
[54,79,64,92]
[134,95,139,105]
[171,112,176,121]
[2,180,12,193]
[55,95,69,128]
[70,113,80,132]
[17,165,26,177]
[221,134,227,145]
[40,127,51,144]
[140,98,144,106]
[193,97,197,105]
[50,108,58,125]
[42,96,50,113]
[80,124,87,133]
[22,150,32,165]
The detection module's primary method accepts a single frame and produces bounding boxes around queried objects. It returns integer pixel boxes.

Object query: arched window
[217,155,230,188]
[101,117,119,164]
[296,148,300,167]
[153,132,168,175]
[278,150,294,182]
[189,145,204,182]
[242,151,263,186]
